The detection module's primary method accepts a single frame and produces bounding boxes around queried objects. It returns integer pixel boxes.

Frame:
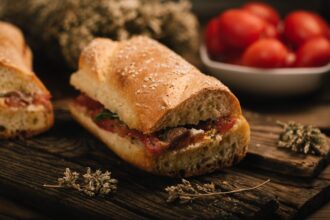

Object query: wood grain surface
[0,109,328,219]
[244,112,330,178]
[0,62,328,220]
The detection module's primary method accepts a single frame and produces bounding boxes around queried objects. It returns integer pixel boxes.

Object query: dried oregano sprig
[165,178,270,204]
[277,121,328,156]
[44,168,118,197]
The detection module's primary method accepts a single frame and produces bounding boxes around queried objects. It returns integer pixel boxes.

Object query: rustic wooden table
[0,61,329,219]
[0,0,329,217]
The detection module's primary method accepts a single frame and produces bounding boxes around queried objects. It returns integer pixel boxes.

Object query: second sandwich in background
[69,36,250,177]
[0,21,53,138]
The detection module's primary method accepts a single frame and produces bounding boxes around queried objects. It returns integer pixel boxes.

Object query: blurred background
[0,0,328,102]
[192,0,330,21]
[0,0,328,129]
[191,0,329,128]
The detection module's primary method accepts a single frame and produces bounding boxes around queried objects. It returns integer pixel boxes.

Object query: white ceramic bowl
[200,45,330,96]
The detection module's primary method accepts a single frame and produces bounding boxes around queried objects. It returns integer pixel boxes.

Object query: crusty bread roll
[0,22,33,69]
[70,36,250,177]
[71,37,241,134]
[0,21,53,138]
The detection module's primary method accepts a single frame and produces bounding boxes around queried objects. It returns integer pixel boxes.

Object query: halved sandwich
[0,22,53,138]
[69,36,250,177]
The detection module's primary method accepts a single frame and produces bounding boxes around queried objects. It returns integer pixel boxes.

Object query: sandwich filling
[74,94,237,155]
[0,91,51,110]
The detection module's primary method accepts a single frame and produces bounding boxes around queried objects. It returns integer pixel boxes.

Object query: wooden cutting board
[0,109,328,219]
[245,111,330,178]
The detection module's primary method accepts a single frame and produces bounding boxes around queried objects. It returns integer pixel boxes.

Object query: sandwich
[69,36,250,177]
[0,21,53,138]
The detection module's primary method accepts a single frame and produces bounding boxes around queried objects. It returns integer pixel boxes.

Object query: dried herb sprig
[165,179,270,204]
[44,167,118,197]
[277,121,328,156]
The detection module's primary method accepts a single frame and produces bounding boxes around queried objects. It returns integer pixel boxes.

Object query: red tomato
[285,52,296,67]
[284,11,329,48]
[242,39,289,68]
[264,23,279,39]
[218,9,266,50]
[205,18,224,58]
[242,2,280,26]
[295,37,330,67]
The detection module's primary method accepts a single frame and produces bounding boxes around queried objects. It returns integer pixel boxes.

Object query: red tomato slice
[216,117,236,134]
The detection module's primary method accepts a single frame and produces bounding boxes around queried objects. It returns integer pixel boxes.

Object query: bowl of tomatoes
[201,2,330,95]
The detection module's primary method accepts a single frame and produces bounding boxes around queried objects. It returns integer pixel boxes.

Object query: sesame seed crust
[71,36,241,133]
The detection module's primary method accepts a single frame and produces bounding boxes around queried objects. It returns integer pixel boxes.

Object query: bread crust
[0,21,53,138]
[69,103,250,177]
[71,37,241,134]
[0,22,48,94]
[0,21,33,69]
[0,22,26,57]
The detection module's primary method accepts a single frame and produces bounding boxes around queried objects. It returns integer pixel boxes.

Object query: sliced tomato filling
[1,91,51,110]
[75,94,237,155]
